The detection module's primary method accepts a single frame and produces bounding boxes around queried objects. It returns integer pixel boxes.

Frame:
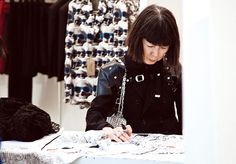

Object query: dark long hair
[127,4,181,75]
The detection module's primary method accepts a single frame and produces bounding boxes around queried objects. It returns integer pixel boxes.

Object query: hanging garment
[6,0,51,102]
[0,36,7,73]
[57,1,70,81]
[64,0,139,106]
[47,0,69,80]
[0,0,9,73]
[0,0,10,37]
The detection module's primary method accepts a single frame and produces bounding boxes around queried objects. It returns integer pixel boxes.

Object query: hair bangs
[143,19,172,46]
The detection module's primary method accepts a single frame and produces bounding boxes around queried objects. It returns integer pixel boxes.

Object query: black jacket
[86,56,182,134]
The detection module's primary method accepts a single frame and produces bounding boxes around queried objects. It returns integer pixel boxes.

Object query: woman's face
[142,39,169,65]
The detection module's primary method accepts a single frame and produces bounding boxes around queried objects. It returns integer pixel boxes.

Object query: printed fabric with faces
[64,0,140,107]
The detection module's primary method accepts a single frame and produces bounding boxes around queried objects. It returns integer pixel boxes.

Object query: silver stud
[167,77,170,80]
[155,94,160,98]
[114,76,117,79]
[109,67,112,70]
[126,79,129,82]
[157,73,160,76]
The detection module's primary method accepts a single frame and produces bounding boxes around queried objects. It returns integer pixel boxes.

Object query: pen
[41,135,61,150]
[62,147,73,149]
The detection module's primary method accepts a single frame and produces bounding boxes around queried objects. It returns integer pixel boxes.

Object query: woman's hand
[102,125,132,142]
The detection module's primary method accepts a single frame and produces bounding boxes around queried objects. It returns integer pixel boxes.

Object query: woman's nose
[155,45,161,51]
[151,45,160,52]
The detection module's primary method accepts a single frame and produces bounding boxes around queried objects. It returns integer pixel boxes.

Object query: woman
[85,4,182,142]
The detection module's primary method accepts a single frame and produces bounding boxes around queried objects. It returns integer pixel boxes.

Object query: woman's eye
[160,46,168,49]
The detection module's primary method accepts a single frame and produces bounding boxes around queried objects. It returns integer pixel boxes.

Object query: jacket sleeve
[85,62,125,131]
[174,73,182,134]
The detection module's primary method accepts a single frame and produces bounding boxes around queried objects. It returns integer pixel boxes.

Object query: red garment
[0,36,6,73]
[0,0,10,36]
[0,57,5,72]
[0,0,9,73]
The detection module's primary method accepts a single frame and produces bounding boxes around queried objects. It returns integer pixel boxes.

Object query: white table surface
[0,130,184,164]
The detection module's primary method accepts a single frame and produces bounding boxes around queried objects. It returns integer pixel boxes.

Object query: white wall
[182,0,216,163]
[32,74,61,124]
[211,1,236,163]
[183,0,236,163]
[0,74,8,97]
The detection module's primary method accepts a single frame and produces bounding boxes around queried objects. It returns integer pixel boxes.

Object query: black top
[86,55,182,134]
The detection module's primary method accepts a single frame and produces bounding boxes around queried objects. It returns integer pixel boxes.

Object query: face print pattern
[64,0,140,106]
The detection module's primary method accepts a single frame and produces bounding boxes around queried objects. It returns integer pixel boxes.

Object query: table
[0,130,184,164]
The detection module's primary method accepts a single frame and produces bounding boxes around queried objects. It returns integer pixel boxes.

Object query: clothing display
[86,55,182,134]
[5,0,68,78]
[64,0,140,106]
[3,0,70,101]
[5,0,49,102]
[0,0,9,37]
[48,0,70,80]
[58,1,71,81]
